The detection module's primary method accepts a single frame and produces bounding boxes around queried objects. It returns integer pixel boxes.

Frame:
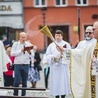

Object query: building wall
[23,0,98,51]
[0,1,24,44]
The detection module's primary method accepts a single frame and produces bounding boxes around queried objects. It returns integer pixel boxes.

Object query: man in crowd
[56,21,98,98]
[45,30,71,98]
[11,32,33,96]
[3,36,10,50]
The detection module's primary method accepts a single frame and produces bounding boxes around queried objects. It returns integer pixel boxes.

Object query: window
[42,0,45,5]
[55,0,66,6]
[36,0,39,5]
[35,0,46,7]
[0,0,21,2]
[77,0,87,5]
[56,0,60,5]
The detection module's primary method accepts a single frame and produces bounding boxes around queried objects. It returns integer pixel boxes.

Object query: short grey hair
[85,26,93,32]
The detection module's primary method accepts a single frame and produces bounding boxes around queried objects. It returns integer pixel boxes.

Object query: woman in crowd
[3,47,14,86]
[28,45,41,88]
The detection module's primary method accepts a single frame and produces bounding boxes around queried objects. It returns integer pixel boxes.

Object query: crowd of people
[0,32,42,96]
[0,21,98,98]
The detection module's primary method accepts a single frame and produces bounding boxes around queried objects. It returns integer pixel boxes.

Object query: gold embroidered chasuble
[64,39,98,98]
[91,41,98,98]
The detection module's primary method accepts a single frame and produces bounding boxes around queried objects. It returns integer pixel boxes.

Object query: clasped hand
[52,55,62,63]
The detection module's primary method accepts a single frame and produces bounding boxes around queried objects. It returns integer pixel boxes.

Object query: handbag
[9,64,14,70]
[38,65,42,71]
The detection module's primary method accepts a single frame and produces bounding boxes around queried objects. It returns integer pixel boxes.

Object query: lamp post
[77,7,80,41]
[41,7,47,26]
[41,7,47,52]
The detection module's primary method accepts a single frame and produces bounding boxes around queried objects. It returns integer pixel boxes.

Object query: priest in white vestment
[45,30,71,98]
[76,26,95,49]
[0,40,8,86]
[56,21,98,98]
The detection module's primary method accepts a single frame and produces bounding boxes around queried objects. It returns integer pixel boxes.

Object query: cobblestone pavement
[0,69,72,98]
[0,90,72,98]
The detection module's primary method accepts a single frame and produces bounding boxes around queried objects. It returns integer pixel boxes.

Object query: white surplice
[76,38,96,49]
[45,40,71,96]
[0,41,8,86]
[63,39,98,98]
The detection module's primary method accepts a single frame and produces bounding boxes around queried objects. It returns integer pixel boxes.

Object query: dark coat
[34,52,41,71]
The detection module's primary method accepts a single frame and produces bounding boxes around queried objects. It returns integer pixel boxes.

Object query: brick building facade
[24,0,98,51]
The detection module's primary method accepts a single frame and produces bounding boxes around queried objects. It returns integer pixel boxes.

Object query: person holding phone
[11,32,33,96]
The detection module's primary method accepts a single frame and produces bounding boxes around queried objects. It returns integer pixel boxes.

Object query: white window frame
[0,0,21,1]
[34,0,47,7]
[55,0,67,7]
[76,0,88,6]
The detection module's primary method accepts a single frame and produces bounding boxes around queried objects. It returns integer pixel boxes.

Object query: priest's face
[93,21,98,40]
[85,29,94,40]
[55,34,63,42]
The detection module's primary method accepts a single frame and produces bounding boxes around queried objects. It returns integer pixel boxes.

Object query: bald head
[93,21,98,40]
[93,21,98,28]
[19,32,27,44]
[19,32,27,37]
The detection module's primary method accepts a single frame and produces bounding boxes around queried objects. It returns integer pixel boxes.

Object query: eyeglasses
[93,28,95,31]
[85,32,93,34]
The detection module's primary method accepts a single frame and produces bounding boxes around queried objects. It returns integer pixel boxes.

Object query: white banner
[0,16,24,29]
[0,2,22,14]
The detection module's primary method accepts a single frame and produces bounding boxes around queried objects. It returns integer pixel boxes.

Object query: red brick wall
[23,0,98,50]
